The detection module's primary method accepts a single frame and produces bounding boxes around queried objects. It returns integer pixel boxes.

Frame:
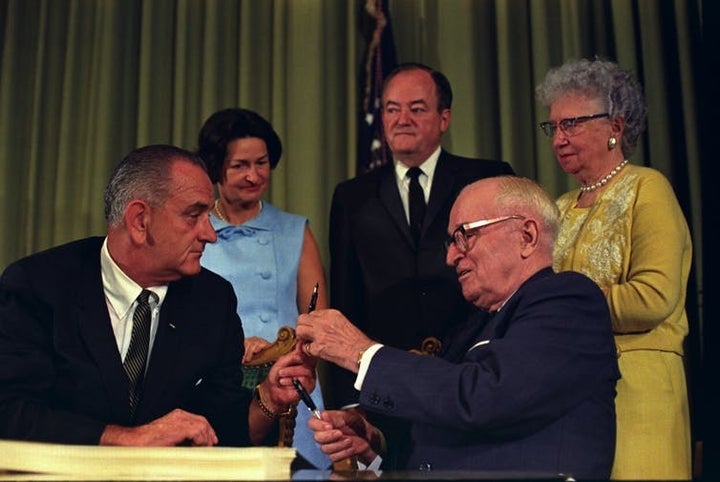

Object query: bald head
[457,176,559,250]
[446,176,559,311]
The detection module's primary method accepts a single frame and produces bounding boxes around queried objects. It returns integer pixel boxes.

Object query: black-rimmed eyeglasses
[538,113,609,138]
[444,215,525,253]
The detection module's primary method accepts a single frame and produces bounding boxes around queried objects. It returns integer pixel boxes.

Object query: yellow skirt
[611,350,691,480]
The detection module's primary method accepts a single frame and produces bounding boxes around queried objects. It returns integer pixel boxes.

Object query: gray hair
[104,144,206,226]
[494,176,560,249]
[535,58,647,158]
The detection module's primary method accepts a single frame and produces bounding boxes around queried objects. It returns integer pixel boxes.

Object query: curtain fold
[0,0,709,471]
[0,0,704,344]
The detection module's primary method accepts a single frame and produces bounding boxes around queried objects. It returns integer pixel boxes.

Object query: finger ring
[303,343,312,356]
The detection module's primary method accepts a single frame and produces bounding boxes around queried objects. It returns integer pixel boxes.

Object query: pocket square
[467,340,490,353]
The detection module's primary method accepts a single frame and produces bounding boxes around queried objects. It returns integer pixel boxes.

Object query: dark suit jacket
[359,268,620,479]
[0,237,251,446]
[328,150,514,407]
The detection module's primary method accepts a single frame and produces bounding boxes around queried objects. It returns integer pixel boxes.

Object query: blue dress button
[260,314,270,323]
[260,271,272,279]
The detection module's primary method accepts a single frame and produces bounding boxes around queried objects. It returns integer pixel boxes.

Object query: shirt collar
[393,146,441,182]
[495,288,519,313]
[101,237,168,318]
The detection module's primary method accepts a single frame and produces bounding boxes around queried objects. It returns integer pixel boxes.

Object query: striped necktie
[123,289,153,417]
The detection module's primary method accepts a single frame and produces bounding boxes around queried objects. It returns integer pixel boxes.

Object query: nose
[552,128,568,148]
[200,213,218,243]
[445,242,461,267]
[397,107,411,124]
[245,167,259,183]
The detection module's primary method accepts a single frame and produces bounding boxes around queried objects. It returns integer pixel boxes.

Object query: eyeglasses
[538,113,609,138]
[444,215,525,253]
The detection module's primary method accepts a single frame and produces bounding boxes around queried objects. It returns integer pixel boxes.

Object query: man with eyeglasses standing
[298,176,620,479]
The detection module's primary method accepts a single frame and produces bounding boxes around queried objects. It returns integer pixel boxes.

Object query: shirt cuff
[356,455,383,471]
[353,343,384,391]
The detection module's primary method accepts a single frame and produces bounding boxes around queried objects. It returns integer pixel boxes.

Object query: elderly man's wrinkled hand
[308,409,380,465]
[296,309,375,373]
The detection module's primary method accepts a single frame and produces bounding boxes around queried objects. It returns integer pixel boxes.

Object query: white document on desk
[0,439,295,480]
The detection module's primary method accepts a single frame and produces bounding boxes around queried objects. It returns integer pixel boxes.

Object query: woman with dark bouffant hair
[197,108,329,470]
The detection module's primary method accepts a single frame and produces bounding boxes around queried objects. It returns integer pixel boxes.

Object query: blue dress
[201,202,330,468]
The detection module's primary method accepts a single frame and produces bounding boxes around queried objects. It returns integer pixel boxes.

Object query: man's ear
[439,108,452,134]
[519,219,539,258]
[125,200,150,245]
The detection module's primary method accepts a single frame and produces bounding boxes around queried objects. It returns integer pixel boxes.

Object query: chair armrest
[244,326,298,366]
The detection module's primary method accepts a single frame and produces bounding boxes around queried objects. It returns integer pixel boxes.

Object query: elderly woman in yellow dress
[536,58,692,480]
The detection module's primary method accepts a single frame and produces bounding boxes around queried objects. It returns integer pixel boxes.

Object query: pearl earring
[608,137,617,150]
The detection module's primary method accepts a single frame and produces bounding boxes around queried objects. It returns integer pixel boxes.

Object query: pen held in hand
[307,282,319,313]
[292,378,322,420]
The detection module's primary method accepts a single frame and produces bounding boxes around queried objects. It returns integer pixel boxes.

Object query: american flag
[356,0,397,175]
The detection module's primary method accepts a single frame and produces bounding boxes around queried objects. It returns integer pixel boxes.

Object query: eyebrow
[228,154,268,164]
[183,201,211,213]
[384,99,428,107]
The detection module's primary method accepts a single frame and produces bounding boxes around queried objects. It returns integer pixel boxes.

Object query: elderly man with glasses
[296,176,620,480]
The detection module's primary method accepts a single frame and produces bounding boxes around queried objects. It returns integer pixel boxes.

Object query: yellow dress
[554,164,692,480]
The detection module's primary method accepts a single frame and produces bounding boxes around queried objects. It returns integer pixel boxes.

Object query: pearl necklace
[579,159,629,193]
[213,199,263,224]
[213,199,229,222]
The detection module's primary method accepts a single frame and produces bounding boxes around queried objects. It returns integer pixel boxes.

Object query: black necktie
[124,289,153,417]
[407,167,426,242]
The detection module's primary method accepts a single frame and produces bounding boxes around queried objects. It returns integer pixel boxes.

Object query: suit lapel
[76,248,130,421]
[441,309,492,362]
[139,281,183,414]
[378,164,416,248]
[425,151,455,235]
[376,153,460,247]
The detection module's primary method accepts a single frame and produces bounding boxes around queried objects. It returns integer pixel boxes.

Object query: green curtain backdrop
[0,0,710,473]
[0,0,703,268]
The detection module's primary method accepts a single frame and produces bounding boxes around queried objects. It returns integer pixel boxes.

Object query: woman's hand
[242,336,272,364]
[262,342,317,410]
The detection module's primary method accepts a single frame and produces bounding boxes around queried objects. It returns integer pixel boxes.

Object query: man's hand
[100,409,218,446]
[308,409,382,465]
[296,309,375,373]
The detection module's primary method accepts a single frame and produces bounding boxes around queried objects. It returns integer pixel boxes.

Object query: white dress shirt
[394,146,441,223]
[100,238,168,363]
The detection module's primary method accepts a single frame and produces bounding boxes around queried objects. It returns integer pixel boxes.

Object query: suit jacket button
[418,463,432,471]
[369,394,380,405]
[382,397,394,409]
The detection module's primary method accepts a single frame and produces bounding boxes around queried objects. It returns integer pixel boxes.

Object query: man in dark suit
[299,176,620,479]
[0,144,314,446]
[328,62,514,452]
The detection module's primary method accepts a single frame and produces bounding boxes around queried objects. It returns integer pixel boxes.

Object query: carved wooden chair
[242,326,299,447]
[408,336,442,356]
